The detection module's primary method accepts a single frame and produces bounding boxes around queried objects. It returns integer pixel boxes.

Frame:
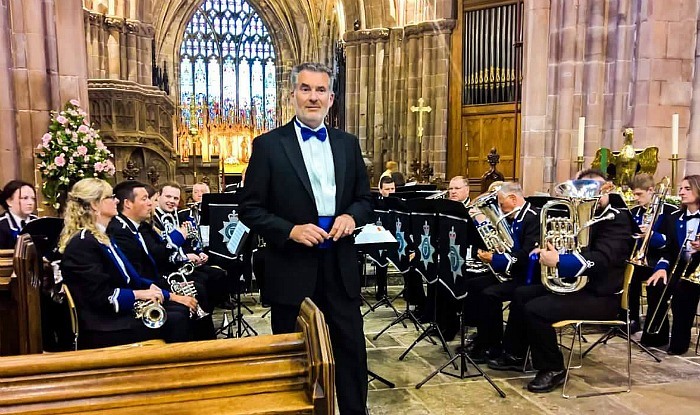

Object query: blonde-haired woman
[59,178,195,349]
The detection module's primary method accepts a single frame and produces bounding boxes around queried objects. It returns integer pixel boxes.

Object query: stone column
[125,20,140,82]
[105,16,123,80]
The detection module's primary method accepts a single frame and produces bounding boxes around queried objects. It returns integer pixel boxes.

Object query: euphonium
[166,262,209,319]
[539,180,616,294]
[466,190,520,282]
[133,300,167,329]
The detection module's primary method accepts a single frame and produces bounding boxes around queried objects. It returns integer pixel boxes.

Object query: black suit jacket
[239,120,372,306]
[61,229,149,332]
[0,212,37,249]
[107,215,168,281]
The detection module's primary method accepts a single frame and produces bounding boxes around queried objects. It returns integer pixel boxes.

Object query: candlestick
[576,156,585,173]
[670,154,680,196]
[577,117,585,158]
[672,113,679,155]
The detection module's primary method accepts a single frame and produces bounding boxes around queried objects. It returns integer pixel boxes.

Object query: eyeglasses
[103,194,117,201]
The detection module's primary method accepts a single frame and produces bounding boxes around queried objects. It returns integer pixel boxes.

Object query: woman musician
[647,175,700,355]
[0,180,37,249]
[59,178,197,349]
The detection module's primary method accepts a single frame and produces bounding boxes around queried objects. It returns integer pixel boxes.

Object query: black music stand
[202,193,257,338]
[397,198,455,363]
[414,200,506,397]
[20,217,64,261]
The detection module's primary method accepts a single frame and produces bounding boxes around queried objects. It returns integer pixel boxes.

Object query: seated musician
[177,182,209,254]
[0,180,37,249]
[374,176,396,300]
[647,174,700,355]
[107,180,217,340]
[490,169,635,393]
[59,178,195,349]
[627,173,677,346]
[467,182,539,363]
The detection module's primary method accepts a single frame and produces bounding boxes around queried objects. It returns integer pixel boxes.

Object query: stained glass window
[179,0,276,165]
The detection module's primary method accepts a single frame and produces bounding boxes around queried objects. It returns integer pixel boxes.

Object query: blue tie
[297,121,327,142]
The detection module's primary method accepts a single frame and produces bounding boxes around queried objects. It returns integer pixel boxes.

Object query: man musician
[627,173,677,346]
[372,176,396,300]
[490,169,636,393]
[466,182,540,362]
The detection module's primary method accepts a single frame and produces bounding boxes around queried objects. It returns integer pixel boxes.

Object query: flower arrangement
[36,99,116,209]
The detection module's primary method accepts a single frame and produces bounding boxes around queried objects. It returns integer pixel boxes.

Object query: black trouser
[403,268,425,308]
[669,279,700,354]
[476,280,519,355]
[270,250,367,415]
[640,280,670,346]
[461,274,499,327]
[506,285,619,371]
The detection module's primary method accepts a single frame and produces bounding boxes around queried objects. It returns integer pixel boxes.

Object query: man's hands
[289,214,356,247]
[647,269,668,286]
[186,253,208,265]
[170,293,199,313]
[134,285,164,304]
[477,249,493,264]
[534,242,560,267]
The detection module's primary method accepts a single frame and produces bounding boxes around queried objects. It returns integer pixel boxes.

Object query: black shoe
[487,353,525,371]
[667,347,688,356]
[527,369,567,393]
[469,348,490,364]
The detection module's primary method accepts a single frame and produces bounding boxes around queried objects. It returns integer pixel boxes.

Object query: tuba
[133,300,167,329]
[539,180,616,294]
[466,191,520,282]
[166,262,208,319]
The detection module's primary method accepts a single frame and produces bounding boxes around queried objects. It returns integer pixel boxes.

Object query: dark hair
[576,168,607,181]
[379,176,395,188]
[0,180,35,210]
[159,181,181,193]
[113,180,147,213]
[682,175,700,208]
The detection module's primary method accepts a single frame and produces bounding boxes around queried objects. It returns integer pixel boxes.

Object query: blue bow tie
[297,122,327,142]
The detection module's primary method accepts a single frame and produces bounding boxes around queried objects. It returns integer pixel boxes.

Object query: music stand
[20,217,64,261]
[397,198,455,364]
[414,199,506,397]
[370,196,428,340]
[202,192,257,338]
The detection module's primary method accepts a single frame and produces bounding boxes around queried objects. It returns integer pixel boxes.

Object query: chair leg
[561,323,580,399]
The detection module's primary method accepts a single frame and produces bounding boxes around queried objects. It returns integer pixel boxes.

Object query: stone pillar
[125,20,140,83]
[105,16,123,80]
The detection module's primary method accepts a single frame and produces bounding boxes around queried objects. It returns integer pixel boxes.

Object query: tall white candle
[577,116,585,157]
[672,113,679,155]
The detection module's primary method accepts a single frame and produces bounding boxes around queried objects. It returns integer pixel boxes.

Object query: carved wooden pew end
[0,298,335,415]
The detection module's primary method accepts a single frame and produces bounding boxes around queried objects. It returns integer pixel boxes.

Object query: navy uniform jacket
[490,202,540,282]
[0,212,37,249]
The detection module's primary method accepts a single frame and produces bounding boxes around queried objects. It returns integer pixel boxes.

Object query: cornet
[166,262,208,319]
[133,299,167,329]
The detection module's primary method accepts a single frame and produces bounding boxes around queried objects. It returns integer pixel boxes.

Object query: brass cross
[410,97,432,144]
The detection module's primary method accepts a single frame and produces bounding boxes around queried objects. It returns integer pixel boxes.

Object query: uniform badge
[219,210,239,243]
[419,220,435,268]
[448,226,464,283]
[395,218,407,260]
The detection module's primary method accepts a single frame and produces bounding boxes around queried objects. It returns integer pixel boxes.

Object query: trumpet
[166,262,208,319]
[134,299,167,329]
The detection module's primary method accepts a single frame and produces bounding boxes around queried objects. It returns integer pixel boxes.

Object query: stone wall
[0,0,89,186]
[520,0,700,194]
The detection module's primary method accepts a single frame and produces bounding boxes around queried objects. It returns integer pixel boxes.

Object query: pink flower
[83,155,90,162]
[83,119,89,126]
[77,145,88,156]
[69,99,80,106]
[55,154,66,167]
[95,140,106,151]
[105,160,115,174]
[56,115,68,125]
[41,133,51,147]
[78,124,89,134]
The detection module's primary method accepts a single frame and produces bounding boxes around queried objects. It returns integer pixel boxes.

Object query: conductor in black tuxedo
[239,62,372,415]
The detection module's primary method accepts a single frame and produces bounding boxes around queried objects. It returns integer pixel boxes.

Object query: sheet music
[226,221,250,255]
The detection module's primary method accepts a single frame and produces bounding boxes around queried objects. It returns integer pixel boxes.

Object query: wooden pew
[0,235,43,356]
[0,298,335,414]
